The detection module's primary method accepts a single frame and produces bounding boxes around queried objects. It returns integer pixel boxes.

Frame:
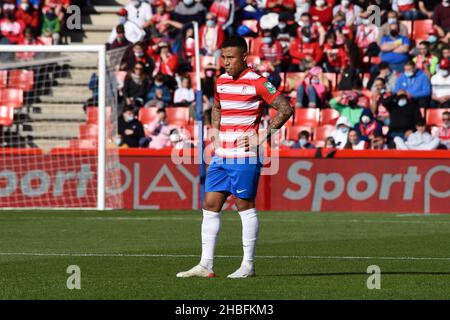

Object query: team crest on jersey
[264,81,276,94]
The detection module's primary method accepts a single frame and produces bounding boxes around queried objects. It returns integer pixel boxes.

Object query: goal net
[0,45,127,210]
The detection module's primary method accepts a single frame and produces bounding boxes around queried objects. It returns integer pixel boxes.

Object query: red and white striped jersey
[214,67,281,158]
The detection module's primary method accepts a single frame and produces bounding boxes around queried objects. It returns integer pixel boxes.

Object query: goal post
[0,45,126,210]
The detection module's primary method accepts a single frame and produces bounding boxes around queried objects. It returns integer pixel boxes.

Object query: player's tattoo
[211,100,221,148]
[267,94,293,141]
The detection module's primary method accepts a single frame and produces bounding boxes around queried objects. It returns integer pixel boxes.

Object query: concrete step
[92,0,129,6]
[28,111,86,122]
[77,31,110,44]
[82,13,118,27]
[32,103,86,111]
[24,122,80,138]
[39,95,87,104]
[30,139,70,152]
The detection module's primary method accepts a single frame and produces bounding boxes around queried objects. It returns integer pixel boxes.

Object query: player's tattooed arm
[266,94,294,141]
[211,100,221,150]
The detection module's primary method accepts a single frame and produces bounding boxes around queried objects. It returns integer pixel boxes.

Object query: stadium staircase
[9,0,124,151]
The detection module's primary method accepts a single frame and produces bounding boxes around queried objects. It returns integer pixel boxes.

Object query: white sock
[199,209,221,271]
[238,208,259,270]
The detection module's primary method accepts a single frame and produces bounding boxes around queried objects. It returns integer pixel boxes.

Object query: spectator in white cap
[108,8,145,44]
[331,116,352,149]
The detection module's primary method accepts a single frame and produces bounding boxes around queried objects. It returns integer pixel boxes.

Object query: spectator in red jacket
[322,32,348,73]
[17,26,43,60]
[0,9,23,44]
[15,0,40,34]
[199,12,224,62]
[289,26,323,71]
[259,29,283,73]
[309,0,333,29]
[152,41,179,78]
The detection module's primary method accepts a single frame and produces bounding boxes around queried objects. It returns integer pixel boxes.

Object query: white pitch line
[1,216,450,224]
[0,252,449,261]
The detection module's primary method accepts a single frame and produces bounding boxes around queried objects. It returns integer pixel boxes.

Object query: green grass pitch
[0,210,449,299]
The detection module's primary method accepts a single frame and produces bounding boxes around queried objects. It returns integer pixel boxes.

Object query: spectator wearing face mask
[344,128,367,150]
[376,11,409,45]
[15,0,39,34]
[199,13,224,62]
[146,108,184,149]
[291,130,315,149]
[151,41,179,80]
[148,0,171,38]
[118,106,147,148]
[393,60,432,109]
[42,5,60,44]
[354,108,383,143]
[126,42,155,76]
[309,0,333,28]
[108,9,145,45]
[433,0,450,38]
[380,90,423,145]
[295,66,330,108]
[331,116,352,149]
[272,11,297,57]
[355,10,380,52]
[379,20,411,72]
[431,58,450,108]
[260,29,284,73]
[332,0,362,27]
[125,0,153,32]
[171,0,207,26]
[322,32,348,73]
[370,77,391,127]
[413,41,440,78]
[289,26,323,72]
[394,120,440,150]
[368,62,398,93]
[296,12,326,46]
[146,73,172,107]
[0,9,23,44]
[433,111,450,149]
[330,91,366,126]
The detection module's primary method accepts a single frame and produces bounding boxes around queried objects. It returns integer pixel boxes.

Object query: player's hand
[237,133,261,152]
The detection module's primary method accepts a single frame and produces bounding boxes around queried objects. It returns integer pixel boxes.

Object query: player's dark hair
[375,77,386,84]
[416,119,426,127]
[221,35,248,53]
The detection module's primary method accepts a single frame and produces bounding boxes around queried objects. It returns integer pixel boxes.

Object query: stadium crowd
[1,0,449,150]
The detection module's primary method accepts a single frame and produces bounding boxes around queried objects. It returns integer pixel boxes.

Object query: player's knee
[235,199,255,212]
[202,200,221,213]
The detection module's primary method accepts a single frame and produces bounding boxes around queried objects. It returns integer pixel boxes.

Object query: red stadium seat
[294,108,319,127]
[0,70,7,89]
[286,125,313,140]
[314,125,335,141]
[249,37,263,56]
[8,70,34,91]
[412,19,433,40]
[0,88,23,109]
[138,107,159,124]
[69,139,97,149]
[86,106,112,124]
[0,105,14,126]
[166,107,190,125]
[426,109,449,126]
[209,1,230,26]
[320,108,340,125]
[79,124,99,139]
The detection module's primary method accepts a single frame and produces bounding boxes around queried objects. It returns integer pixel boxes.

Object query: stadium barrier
[0,148,448,214]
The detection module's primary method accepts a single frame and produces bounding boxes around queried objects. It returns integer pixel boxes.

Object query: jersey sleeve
[255,77,281,105]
